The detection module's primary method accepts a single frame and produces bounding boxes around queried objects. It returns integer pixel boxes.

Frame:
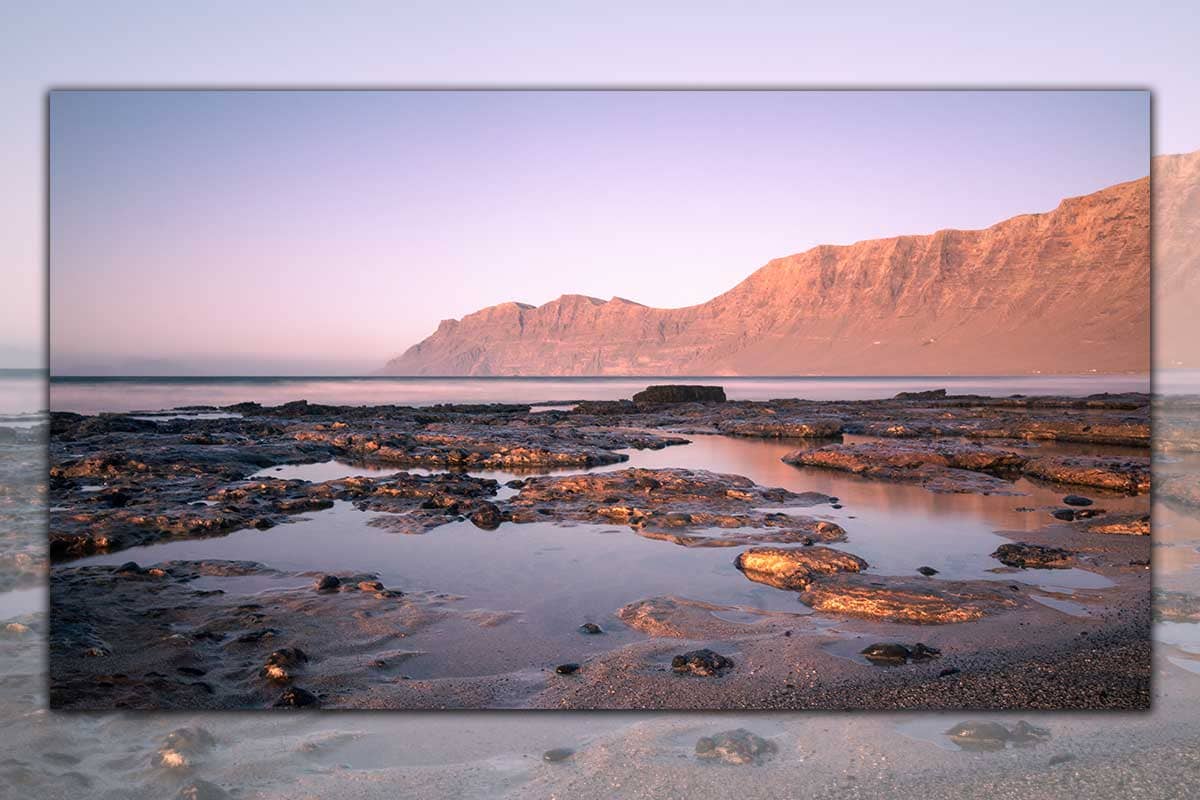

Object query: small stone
[1062,495,1093,507]
[578,622,603,635]
[830,503,843,509]
[2,622,31,638]
[1048,753,1076,767]
[176,779,230,800]
[916,566,939,576]
[116,561,143,574]
[992,542,1073,569]
[260,648,309,683]
[274,687,319,708]
[861,643,912,664]
[694,728,777,764]
[542,747,575,763]
[314,574,341,592]
[469,501,504,530]
[938,667,961,677]
[555,663,581,675]
[1051,509,1078,521]
[671,648,734,677]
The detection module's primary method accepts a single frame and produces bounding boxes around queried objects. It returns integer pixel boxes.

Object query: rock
[115,561,142,574]
[893,389,948,401]
[2,622,31,638]
[314,574,341,592]
[542,747,575,763]
[860,642,941,665]
[1084,512,1150,535]
[176,780,231,800]
[1063,494,1093,506]
[155,727,215,769]
[945,720,1050,751]
[632,385,726,404]
[1021,455,1150,494]
[273,687,319,708]
[860,643,911,664]
[555,663,581,675]
[945,720,1013,751]
[468,501,504,530]
[260,647,308,683]
[939,667,961,677]
[1048,753,1076,767]
[916,566,939,576]
[991,542,1074,569]
[798,574,1019,624]
[694,728,777,764]
[671,648,734,677]
[734,546,867,591]
[578,622,603,635]
[1051,508,1079,521]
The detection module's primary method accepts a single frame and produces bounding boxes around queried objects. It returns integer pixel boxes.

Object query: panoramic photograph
[46,89,1152,711]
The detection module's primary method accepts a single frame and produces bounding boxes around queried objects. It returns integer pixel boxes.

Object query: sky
[1,2,1196,374]
[48,90,1147,374]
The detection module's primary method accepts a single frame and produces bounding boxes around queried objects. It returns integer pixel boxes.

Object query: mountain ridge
[385,165,1156,376]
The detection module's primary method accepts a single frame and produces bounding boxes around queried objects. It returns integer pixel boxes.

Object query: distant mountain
[384,168,1153,376]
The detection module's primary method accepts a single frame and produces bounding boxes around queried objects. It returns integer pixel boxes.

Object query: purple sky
[48,90,1147,375]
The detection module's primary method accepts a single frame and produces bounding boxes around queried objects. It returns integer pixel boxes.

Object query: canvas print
[47,90,1151,710]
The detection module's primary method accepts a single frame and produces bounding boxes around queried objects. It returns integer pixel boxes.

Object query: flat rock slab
[1021,455,1150,494]
[735,546,868,590]
[992,542,1075,569]
[502,468,843,543]
[632,385,726,404]
[797,574,1022,624]
[695,728,777,764]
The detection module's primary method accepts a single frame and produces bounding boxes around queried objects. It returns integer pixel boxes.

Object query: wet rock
[991,542,1074,569]
[632,385,726,404]
[1051,508,1079,521]
[1063,494,1093,506]
[671,648,734,677]
[555,663,581,675]
[784,440,1026,494]
[945,720,1050,751]
[1022,455,1150,493]
[260,647,309,683]
[578,622,603,635]
[273,686,319,708]
[939,667,961,677]
[115,561,143,575]
[155,727,215,769]
[542,747,575,763]
[314,574,341,592]
[798,574,1020,624]
[2,621,31,638]
[717,417,843,438]
[916,566,939,576]
[694,728,777,764]
[1048,753,1076,767]
[893,389,948,401]
[735,546,867,590]
[1083,512,1150,535]
[860,642,941,665]
[176,780,231,800]
[468,501,504,530]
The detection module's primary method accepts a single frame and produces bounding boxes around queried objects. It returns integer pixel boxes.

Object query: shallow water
[76,431,1133,652]
[49,373,1151,414]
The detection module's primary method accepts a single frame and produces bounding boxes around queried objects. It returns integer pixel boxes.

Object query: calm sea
[48,374,1152,415]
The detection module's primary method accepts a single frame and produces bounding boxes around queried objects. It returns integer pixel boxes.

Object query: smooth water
[49,374,1151,414]
[75,432,1135,652]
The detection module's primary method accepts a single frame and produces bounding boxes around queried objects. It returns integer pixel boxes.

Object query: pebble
[555,663,581,675]
[542,747,575,763]
[578,622,603,635]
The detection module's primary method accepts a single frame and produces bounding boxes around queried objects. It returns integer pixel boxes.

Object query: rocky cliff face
[385,170,1152,376]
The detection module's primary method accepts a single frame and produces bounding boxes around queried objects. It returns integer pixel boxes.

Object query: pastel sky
[49,90,1146,374]
[3,2,1195,373]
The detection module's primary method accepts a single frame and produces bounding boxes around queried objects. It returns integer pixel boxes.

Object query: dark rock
[578,622,603,635]
[542,747,575,763]
[314,574,341,592]
[176,780,231,800]
[273,687,319,708]
[860,642,941,665]
[939,667,961,677]
[945,720,1050,751]
[505,479,526,489]
[671,648,734,677]
[1051,509,1078,521]
[694,728,777,764]
[893,389,947,401]
[115,561,142,575]
[162,727,216,754]
[555,663,581,675]
[917,565,939,576]
[632,385,726,404]
[260,647,309,682]
[468,501,504,530]
[991,542,1074,569]
[1063,494,1093,506]
[860,643,912,664]
[1048,753,1076,767]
